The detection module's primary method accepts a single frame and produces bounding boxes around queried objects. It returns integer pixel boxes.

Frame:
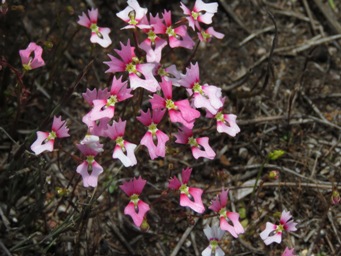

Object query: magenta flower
[149,78,200,129]
[174,127,216,160]
[31,116,70,155]
[260,210,298,245]
[202,225,225,256]
[104,40,159,92]
[139,13,167,63]
[19,42,45,71]
[179,62,223,115]
[116,0,150,30]
[76,140,103,188]
[106,119,137,167]
[77,8,112,48]
[282,247,296,256]
[206,98,241,137]
[91,76,132,121]
[120,176,150,227]
[180,0,218,31]
[209,189,244,238]
[152,10,194,49]
[136,108,169,160]
[168,167,205,213]
[198,27,225,43]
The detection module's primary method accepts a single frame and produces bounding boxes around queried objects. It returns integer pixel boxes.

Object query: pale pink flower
[156,64,182,86]
[77,8,112,48]
[179,62,222,115]
[198,27,225,43]
[139,13,168,63]
[168,167,205,213]
[206,98,240,137]
[82,88,111,136]
[136,108,169,159]
[174,127,216,160]
[120,176,150,227]
[149,78,200,129]
[116,0,150,30]
[260,210,298,245]
[31,116,69,155]
[91,76,132,121]
[76,141,103,188]
[104,40,159,92]
[180,0,218,31]
[282,247,296,256]
[106,119,137,167]
[209,189,244,238]
[202,225,225,256]
[19,42,45,71]
[80,135,104,153]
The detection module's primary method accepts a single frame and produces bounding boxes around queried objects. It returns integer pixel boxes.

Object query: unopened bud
[140,219,150,232]
[268,170,280,181]
[331,190,340,205]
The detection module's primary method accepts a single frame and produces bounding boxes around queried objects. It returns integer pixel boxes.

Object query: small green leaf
[268,149,285,161]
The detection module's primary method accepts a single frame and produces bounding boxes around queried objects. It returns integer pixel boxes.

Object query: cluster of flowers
[30,0,240,186]
[21,0,305,254]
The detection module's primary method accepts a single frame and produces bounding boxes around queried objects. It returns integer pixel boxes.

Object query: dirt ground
[0,0,340,255]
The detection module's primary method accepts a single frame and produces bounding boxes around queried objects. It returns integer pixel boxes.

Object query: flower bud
[268,170,280,181]
[331,190,340,205]
[140,219,150,232]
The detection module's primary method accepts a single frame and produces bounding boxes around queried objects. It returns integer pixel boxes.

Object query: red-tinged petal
[87,8,98,23]
[149,94,166,110]
[179,62,199,89]
[181,167,192,184]
[77,11,91,28]
[282,247,296,256]
[159,77,173,99]
[168,176,181,190]
[52,116,70,138]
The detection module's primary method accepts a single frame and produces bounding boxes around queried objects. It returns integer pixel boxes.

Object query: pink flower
[106,119,137,167]
[116,0,150,30]
[180,0,218,31]
[139,13,167,63]
[77,8,112,48]
[260,210,298,245]
[19,42,45,71]
[149,78,200,129]
[76,140,103,188]
[174,127,216,160]
[168,167,205,213]
[136,108,169,159]
[179,62,223,115]
[91,76,132,121]
[31,116,69,155]
[206,98,240,137]
[82,88,111,136]
[152,10,194,49]
[198,27,225,43]
[282,247,296,256]
[209,189,244,238]
[120,176,150,227]
[202,225,225,256]
[104,40,159,92]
